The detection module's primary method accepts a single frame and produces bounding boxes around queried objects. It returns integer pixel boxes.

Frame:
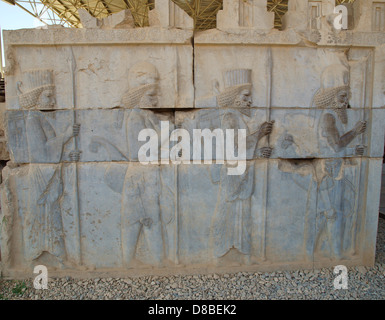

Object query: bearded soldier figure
[311,64,366,259]
[314,64,366,157]
[210,69,274,265]
[17,70,79,266]
[118,61,173,268]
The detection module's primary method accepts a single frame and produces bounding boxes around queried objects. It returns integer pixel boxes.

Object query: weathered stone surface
[0,162,176,270]
[0,158,374,272]
[217,0,274,32]
[5,109,176,163]
[3,29,194,110]
[175,107,383,161]
[194,46,377,109]
[149,0,194,30]
[1,1,384,278]
[0,102,10,160]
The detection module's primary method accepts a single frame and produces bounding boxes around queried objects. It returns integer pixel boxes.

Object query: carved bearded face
[139,85,159,108]
[234,89,252,108]
[37,88,56,109]
[332,88,349,124]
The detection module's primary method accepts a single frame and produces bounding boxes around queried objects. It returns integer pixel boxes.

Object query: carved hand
[73,123,81,137]
[353,121,366,136]
[355,145,366,156]
[259,120,275,138]
[258,147,273,159]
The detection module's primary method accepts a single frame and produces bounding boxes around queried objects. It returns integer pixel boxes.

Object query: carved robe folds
[1,9,385,276]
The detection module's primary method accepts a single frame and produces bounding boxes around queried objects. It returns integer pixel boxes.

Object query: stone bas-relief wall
[1,0,385,277]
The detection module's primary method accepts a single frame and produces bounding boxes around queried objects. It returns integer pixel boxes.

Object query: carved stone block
[1,5,385,277]
[0,163,177,271]
[149,0,194,30]
[3,29,194,110]
[217,0,274,32]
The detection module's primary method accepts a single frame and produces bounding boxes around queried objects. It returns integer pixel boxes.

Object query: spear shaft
[260,47,273,261]
[68,47,82,265]
[352,54,370,256]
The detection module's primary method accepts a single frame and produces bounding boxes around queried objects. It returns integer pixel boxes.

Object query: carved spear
[174,46,180,265]
[351,54,370,256]
[68,47,82,265]
[260,47,273,261]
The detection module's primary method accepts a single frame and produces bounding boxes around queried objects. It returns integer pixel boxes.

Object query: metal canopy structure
[1,0,356,30]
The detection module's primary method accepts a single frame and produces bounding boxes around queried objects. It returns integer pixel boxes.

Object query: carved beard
[234,96,251,109]
[139,93,158,108]
[332,98,348,125]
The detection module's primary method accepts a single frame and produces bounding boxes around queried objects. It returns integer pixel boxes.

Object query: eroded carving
[121,61,160,110]
[217,69,252,109]
[209,105,273,265]
[96,62,175,268]
[16,70,80,267]
[217,0,274,31]
[279,157,360,261]
[315,159,357,260]
[313,64,367,156]
[194,69,274,160]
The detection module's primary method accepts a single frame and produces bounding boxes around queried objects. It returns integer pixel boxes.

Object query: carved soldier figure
[279,63,368,260]
[315,158,356,259]
[17,70,80,266]
[313,64,367,156]
[117,61,173,267]
[313,64,366,258]
[278,157,357,261]
[209,69,274,265]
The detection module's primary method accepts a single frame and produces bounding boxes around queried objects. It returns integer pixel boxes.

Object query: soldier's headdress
[217,69,252,108]
[17,70,55,109]
[313,64,350,109]
[122,61,159,108]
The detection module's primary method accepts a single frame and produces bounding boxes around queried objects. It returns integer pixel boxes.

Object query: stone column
[282,0,309,31]
[217,0,274,31]
[354,0,385,32]
[149,0,194,30]
[321,0,335,16]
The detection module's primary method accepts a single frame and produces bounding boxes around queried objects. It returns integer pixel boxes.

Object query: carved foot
[243,255,252,266]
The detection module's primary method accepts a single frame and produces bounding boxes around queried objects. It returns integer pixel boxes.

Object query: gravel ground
[1,217,384,300]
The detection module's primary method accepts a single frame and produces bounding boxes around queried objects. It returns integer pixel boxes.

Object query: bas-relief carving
[149,0,194,30]
[13,70,80,268]
[210,161,255,265]
[278,158,361,262]
[4,47,17,76]
[0,166,15,267]
[89,61,175,163]
[209,110,272,265]
[110,165,175,268]
[275,57,368,262]
[313,63,367,157]
[192,69,274,160]
[217,0,274,31]
[92,62,176,268]
[2,3,385,275]
[3,60,374,271]
[271,52,370,159]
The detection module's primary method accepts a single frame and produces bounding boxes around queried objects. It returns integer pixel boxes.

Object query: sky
[0,0,45,69]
